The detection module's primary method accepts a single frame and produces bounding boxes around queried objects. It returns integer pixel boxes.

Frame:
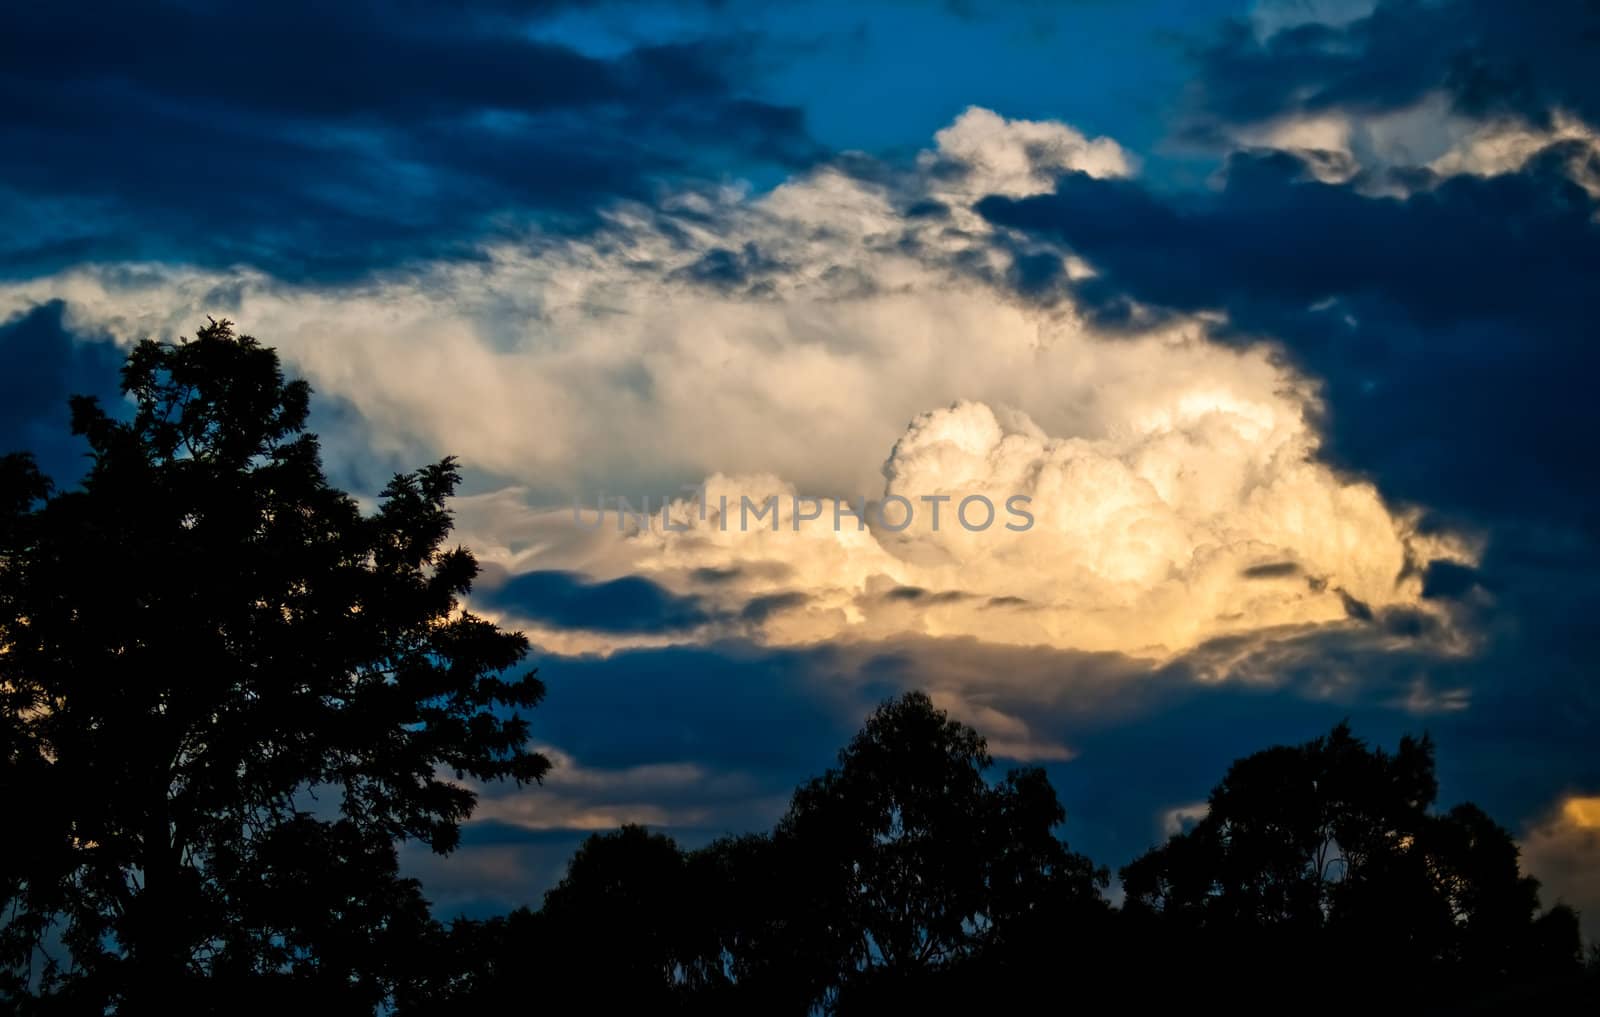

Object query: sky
[2,0,1597,935]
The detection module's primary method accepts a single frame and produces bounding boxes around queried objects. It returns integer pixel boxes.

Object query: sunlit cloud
[1521,794,1600,942]
[0,107,1477,672]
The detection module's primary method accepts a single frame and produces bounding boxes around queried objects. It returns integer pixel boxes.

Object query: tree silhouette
[403,826,741,1015]
[1122,722,1436,929]
[0,321,549,1012]
[389,702,1593,1014]
[536,824,721,1010]
[733,691,1107,1012]
[408,692,1108,1015]
[1120,721,1583,1010]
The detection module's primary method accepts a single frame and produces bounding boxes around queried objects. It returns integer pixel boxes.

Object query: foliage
[0,320,548,1012]
[1120,722,1584,1010]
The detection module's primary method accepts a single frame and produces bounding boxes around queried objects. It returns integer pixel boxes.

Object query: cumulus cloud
[470,397,1468,661]
[924,106,1134,198]
[0,107,1470,669]
[0,106,1491,890]
[4,4,1590,927]
[0,108,1131,499]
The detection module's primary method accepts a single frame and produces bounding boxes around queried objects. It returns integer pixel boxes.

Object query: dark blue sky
[3,0,1598,935]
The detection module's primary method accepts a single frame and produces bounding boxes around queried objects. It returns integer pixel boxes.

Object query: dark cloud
[672,241,789,295]
[965,11,1600,894]
[0,1,820,278]
[738,591,810,623]
[1337,589,1374,623]
[481,568,820,634]
[1184,0,1600,139]
[1007,249,1068,299]
[1241,561,1301,579]
[985,595,1030,608]
[972,126,1600,876]
[482,570,715,634]
[395,637,870,913]
[1420,559,1483,599]
[903,199,951,219]
[883,585,932,602]
[381,605,1600,916]
[524,640,866,777]
[877,585,970,605]
[978,149,1600,532]
[0,302,126,486]
[473,626,1591,905]
[856,628,1596,882]
[691,566,746,585]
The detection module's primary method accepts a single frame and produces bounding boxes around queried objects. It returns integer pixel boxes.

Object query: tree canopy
[409,691,1111,1015]
[0,320,548,1012]
[1120,722,1585,1009]
[765,690,1107,1011]
[413,701,1592,1015]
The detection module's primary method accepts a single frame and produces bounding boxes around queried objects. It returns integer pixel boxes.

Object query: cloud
[1184,1,1600,139]
[480,570,716,635]
[11,101,1587,925]
[1520,796,1600,943]
[0,3,1593,947]
[978,147,1600,533]
[0,0,818,277]
[1245,0,1378,40]
[0,108,1122,500]
[0,301,126,484]
[1428,113,1600,199]
[399,637,868,914]
[0,107,1471,664]
[406,624,1587,915]
[923,107,1134,198]
[465,747,755,832]
[458,398,1468,660]
[1169,3,1600,214]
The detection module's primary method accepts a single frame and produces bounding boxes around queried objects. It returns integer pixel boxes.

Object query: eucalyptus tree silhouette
[537,824,717,1010]
[406,691,1108,1016]
[390,703,1590,1014]
[732,690,1107,1012]
[0,320,549,1013]
[1119,722,1583,1010]
[400,825,738,1016]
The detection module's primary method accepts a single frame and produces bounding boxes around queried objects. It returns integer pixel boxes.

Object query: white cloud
[1224,91,1600,200]
[0,107,1472,666]
[925,105,1133,198]
[457,394,1470,660]
[1430,111,1600,200]
[1161,800,1209,837]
